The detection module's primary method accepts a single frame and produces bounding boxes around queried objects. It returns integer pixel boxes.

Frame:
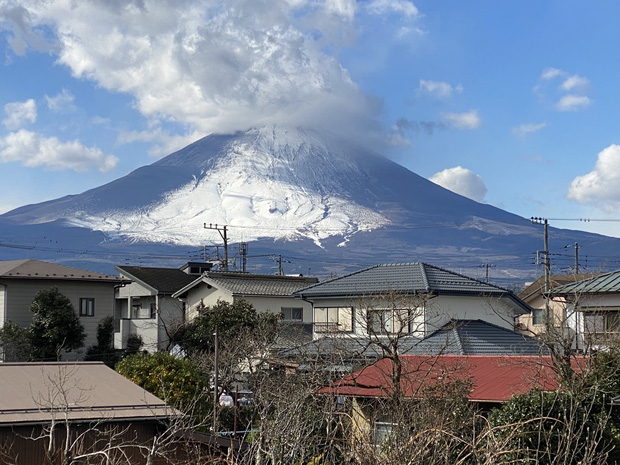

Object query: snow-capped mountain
[1,126,619,281]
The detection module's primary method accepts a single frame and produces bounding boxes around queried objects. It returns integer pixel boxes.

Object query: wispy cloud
[442,110,481,130]
[535,68,592,112]
[418,80,463,99]
[45,89,76,113]
[3,99,37,130]
[512,122,547,137]
[556,95,591,112]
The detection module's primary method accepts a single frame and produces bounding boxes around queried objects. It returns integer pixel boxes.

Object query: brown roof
[0,259,121,283]
[0,362,174,425]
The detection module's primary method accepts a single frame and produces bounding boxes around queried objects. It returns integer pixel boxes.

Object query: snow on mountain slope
[39,127,391,246]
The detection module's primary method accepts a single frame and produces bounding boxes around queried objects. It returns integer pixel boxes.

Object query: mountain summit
[1,126,619,279]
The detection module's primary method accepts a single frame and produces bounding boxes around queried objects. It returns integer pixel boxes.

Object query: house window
[281,307,303,321]
[79,298,95,317]
[374,415,397,446]
[584,311,620,337]
[314,307,353,332]
[131,301,155,319]
[368,309,413,335]
[532,308,543,325]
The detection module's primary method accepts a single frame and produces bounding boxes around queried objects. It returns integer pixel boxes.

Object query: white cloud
[556,94,591,112]
[418,80,463,99]
[366,0,419,17]
[0,1,412,143]
[566,144,620,212]
[540,67,563,81]
[441,110,481,130]
[430,166,487,202]
[0,129,118,172]
[512,122,547,137]
[560,75,590,92]
[3,99,37,130]
[45,89,76,113]
[535,68,592,112]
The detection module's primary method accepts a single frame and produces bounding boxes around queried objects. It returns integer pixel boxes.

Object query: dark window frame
[79,298,95,317]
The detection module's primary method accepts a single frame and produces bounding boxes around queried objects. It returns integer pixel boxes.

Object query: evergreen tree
[29,287,86,360]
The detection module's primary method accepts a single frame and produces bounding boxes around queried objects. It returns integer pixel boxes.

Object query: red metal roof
[319,355,585,403]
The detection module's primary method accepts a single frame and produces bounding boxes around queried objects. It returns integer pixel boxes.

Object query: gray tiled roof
[551,269,620,295]
[0,259,120,282]
[295,262,514,298]
[278,320,545,361]
[116,266,196,294]
[203,272,318,297]
[405,320,547,356]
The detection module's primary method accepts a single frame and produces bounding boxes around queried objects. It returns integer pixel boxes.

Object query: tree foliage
[29,287,86,360]
[174,299,279,355]
[116,351,208,412]
[0,321,32,362]
[85,316,123,367]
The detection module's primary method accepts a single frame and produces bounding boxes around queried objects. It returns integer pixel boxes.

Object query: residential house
[278,319,546,372]
[548,270,620,351]
[172,271,319,328]
[0,259,122,359]
[114,263,207,352]
[0,361,173,463]
[294,262,531,340]
[0,361,240,464]
[319,354,569,445]
[516,273,599,335]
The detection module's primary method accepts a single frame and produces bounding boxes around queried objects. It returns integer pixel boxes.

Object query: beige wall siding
[310,294,519,339]
[0,279,117,353]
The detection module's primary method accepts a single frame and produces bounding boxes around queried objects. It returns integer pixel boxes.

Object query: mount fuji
[1,126,618,282]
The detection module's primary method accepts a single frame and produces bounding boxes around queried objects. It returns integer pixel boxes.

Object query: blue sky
[1,0,620,237]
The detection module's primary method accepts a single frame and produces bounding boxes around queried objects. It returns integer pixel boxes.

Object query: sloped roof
[116,266,196,294]
[279,320,544,360]
[406,320,546,356]
[551,269,620,295]
[295,262,517,298]
[519,273,600,302]
[173,272,318,298]
[319,355,576,402]
[0,259,120,283]
[0,362,174,425]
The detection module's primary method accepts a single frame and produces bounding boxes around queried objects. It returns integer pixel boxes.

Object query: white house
[172,271,319,327]
[293,262,531,340]
[549,270,620,352]
[114,263,208,352]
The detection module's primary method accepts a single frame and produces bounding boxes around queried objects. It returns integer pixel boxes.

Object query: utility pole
[239,242,248,273]
[531,217,551,326]
[574,242,579,274]
[204,223,229,271]
[213,326,219,433]
[478,263,496,282]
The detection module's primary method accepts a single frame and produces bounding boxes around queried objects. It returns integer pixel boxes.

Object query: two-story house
[114,262,209,352]
[172,271,319,329]
[294,262,531,340]
[0,259,122,359]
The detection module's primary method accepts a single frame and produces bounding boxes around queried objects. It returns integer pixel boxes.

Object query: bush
[116,351,208,413]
